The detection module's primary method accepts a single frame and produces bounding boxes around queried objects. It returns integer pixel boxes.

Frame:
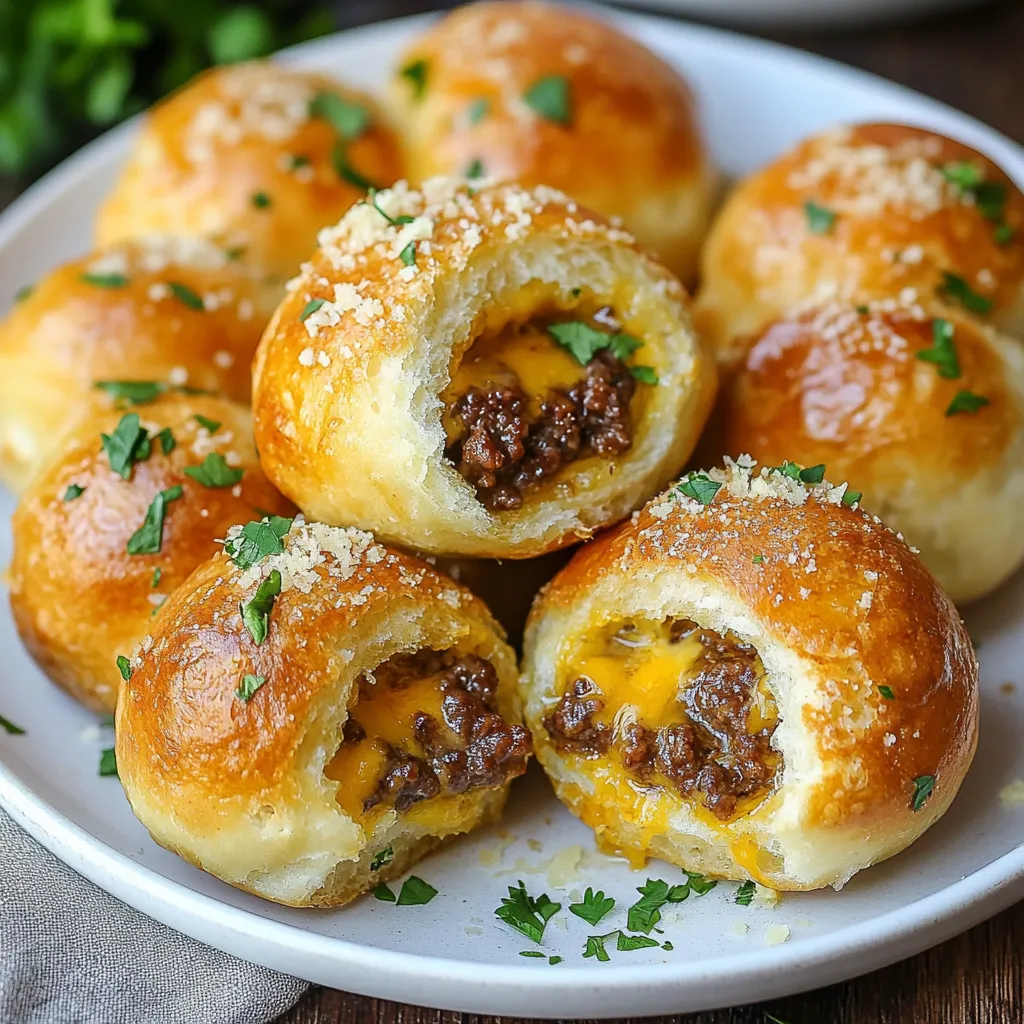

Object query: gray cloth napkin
[0,809,308,1024]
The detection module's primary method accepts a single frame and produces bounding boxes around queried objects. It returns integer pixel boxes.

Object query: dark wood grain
[277,1,1024,1021]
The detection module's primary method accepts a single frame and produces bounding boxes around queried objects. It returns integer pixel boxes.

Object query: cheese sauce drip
[546,618,781,822]
[326,649,531,826]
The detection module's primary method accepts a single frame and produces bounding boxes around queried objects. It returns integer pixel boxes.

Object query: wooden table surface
[275,1,1024,1021]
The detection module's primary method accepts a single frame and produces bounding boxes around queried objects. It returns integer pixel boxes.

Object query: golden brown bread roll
[9,394,293,714]
[519,457,978,891]
[96,62,405,286]
[252,177,716,558]
[388,1,716,283]
[115,519,529,907]
[0,235,271,493]
[718,303,1024,603]
[695,123,1024,366]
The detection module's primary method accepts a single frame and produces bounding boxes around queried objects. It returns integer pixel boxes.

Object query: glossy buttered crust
[0,236,272,493]
[389,1,715,282]
[252,178,717,558]
[95,63,404,286]
[9,395,292,714]
[695,123,1024,366]
[520,461,978,890]
[115,524,522,907]
[718,306,1024,603]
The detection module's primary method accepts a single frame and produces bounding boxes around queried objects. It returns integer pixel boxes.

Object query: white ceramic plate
[1,7,1023,1019]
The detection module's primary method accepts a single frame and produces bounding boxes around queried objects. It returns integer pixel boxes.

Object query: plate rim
[1,5,1023,1015]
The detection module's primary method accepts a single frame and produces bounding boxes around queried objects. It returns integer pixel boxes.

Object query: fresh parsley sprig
[494,880,561,943]
[568,887,615,927]
[240,570,282,646]
[225,516,293,570]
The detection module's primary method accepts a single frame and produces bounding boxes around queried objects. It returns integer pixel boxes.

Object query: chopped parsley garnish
[568,887,615,926]
[224,246,246,261]
[0,715,25,735]
[616,932,660,951]
[63,483,85,501]
[300,298,325,322]
[101,413,152,479]
[804,200,836,235]
[777,460,826,484]
[467,97,489,125]
[126,485,183,555]
[629,365,660,385]
[396,876,438,905]
[373,882,396,902]
[14,284,33,301]
[938,271,993,315]
[94,380,168,406]
[288,154,311,171]
[400,58,428,100]
[523,74,571,125]
[466,158,485,180]
[995,223,1016,246]
[946,389,990,416]
[878,684,895,700]
[681,870,718,896]
[916,318,960,379]
[855,304,870,314]
[98,747,118,777]
[843,488,862,506]
[155,427,175,454]
[546,321,655,380]
[151,567,162,587]
[735,880,756,906]
[519,950,544,958]
[225,516,293,569]
[185,452,244,488]
[662,941,674,951]
[676,474,721,506]
[367,187,415,227]
[194,414,221,433]
[911,773,935,811]
[583,932,614,962]
[235,673,266,701]
[548,956,562,965]
[116,655,132,682]
[240,569,282,646]
[753,554,764,564]
[940,161,984,190]
[370,846,394,871]
[168,281,204,311]
[80,271,129,288]
[251,191,272,209]
[940,162,1008,223]
[399,242,417,267]
[309,91,370,141]
[494,880,561,943]
[626,878,689,934]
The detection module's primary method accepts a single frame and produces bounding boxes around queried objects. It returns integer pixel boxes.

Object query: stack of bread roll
[3,1,990,907]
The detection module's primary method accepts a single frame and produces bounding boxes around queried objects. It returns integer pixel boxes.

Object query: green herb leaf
[98,747,118,777]
[629,365,659,385]
[616,932,660,951]
[399,242,417,267]
[63,483,85,501]
[185,452,244,488]
[938,271,994,314]
[80,272,129,289]
[300,298,325,322]
[373,882,396,902]
[288,154,311,171]
[523,75,571,125]
[367,187,415,227]
[946,389,990,416]
[626,879,688,934]
[15,284,33,302]
[607,334,643,361]
[0,715,25,735]
[116,655,132,682]
[583,933,614,962]
[735,880,756,906]
[240,569,282,646]
[466,157,485,179]
[940,161,984,190]
[225,516,293,570]
[548,955,562,965]
[995,223,1016,246]
[494,880,561,943]
[236,674,266,701]
[911,774,935,811]
[682,870,718,896]
[151,567,162,589]
[519,950,545,958]
[397,875,438,906]
[94,380,168,406]
[878,685,895,700]
[568,887,615,926]
[332,142,377,191]
[194,415,221,433]
[126,485,183,555]
[798,463,826,483]
[915,318,960,379]
[251,191,272,209]
[152,427,174,455]
[973,180,1008,222]
[101,413,151,479]
[855,304,870,314]
[168,281,204,311]
[400,59,429,101]
[310,91,371,141]
[207,5,274,64]
[753,554,764,564]
[804,200,836,235]
[662,941,674,951]
[467,98,489,124]
[843,488,863,506]
[676,474,721,506]
[370,846,394,871]
[225,246,246,261]
[546,321,644,369]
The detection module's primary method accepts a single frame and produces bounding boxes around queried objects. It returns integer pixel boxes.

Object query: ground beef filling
[447,349,636,511]
[545,619,780,820]
[346,651,531,816]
